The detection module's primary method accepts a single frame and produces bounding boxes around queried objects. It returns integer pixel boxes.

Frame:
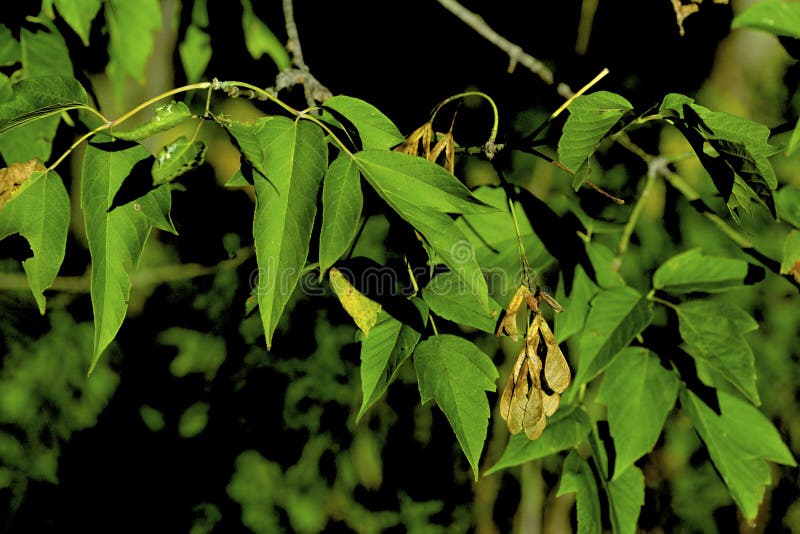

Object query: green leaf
[21,18,72,78]
[776,185,800,229]
[321,95,405,150]
[178,402,209,438]
[557,451,602,534]
[0,76,88,135]
[357,301,425,422]
[241,0,291,70]
[573,287,653,387]
[421,270,501,333]
[607,466,645,534]
[413,334,498,480]
[105,0,162,82]
[390,197,491,310]
[112,101,194,141]
[319,154,362,276]
[558,91,633,174]
[680,388,796,523]
[659,93,778,220]
[485,408,591,475]
[81,138,173,373]
[159,327,226,381]
[677,300,760,405]
[786,117,800,156]
[228,117,327,348]
[455,185,549,302]
[554,265,599,343]
[151,136,206,185]
[732,0,800,39]
[354,150,495,215]
[596,347,680,478]
[179,25,212,84]
[652,247,758,293]
[54,0,103,46]
[0,166,69,314]
[780,230,800,279]
[0,25,21,67]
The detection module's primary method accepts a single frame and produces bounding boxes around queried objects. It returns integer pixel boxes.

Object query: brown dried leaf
[0,159,45,209]
[671,0,701,36]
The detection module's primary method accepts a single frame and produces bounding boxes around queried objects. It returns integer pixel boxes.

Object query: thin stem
[282,0,317,109]
[79,105,110,124]
[436,0,554,83]
[430,91,500,148]
[405,256,438,335]
[647,292,679,312]
[615,162,659,268]
[109,82,211,127]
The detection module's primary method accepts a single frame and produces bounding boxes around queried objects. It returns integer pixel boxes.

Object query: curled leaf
[112,101,193,141]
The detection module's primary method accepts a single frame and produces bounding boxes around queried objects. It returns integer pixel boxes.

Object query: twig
[435,0,554,84]
[280,0,332,108]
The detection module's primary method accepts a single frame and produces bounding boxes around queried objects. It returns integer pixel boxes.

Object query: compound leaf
[151,136,206,185]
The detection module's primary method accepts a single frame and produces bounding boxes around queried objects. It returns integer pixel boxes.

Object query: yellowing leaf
[329,267,382,335]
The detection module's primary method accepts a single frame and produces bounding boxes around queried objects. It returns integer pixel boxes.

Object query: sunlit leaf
[319,154,362,276]
[0,25,21,67]
[227,117,327,348]
[680,388,797,523]
[82,138,175,373]
[0,162,69,314]
[179,0,211,83]
[0,76,88,135]
[21,18,72,78]
[321,95,405,150]
[414,334,498,480]
[105,0,161,100]
[653,247,760,293]
[554,265,599,343]
[53,0,103,46]
[354,150,495,215]
[732,0,800,39]
[780,230,800,283]
[677,299,760,405]
[558,91,633,177]
[596,347,679,478]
